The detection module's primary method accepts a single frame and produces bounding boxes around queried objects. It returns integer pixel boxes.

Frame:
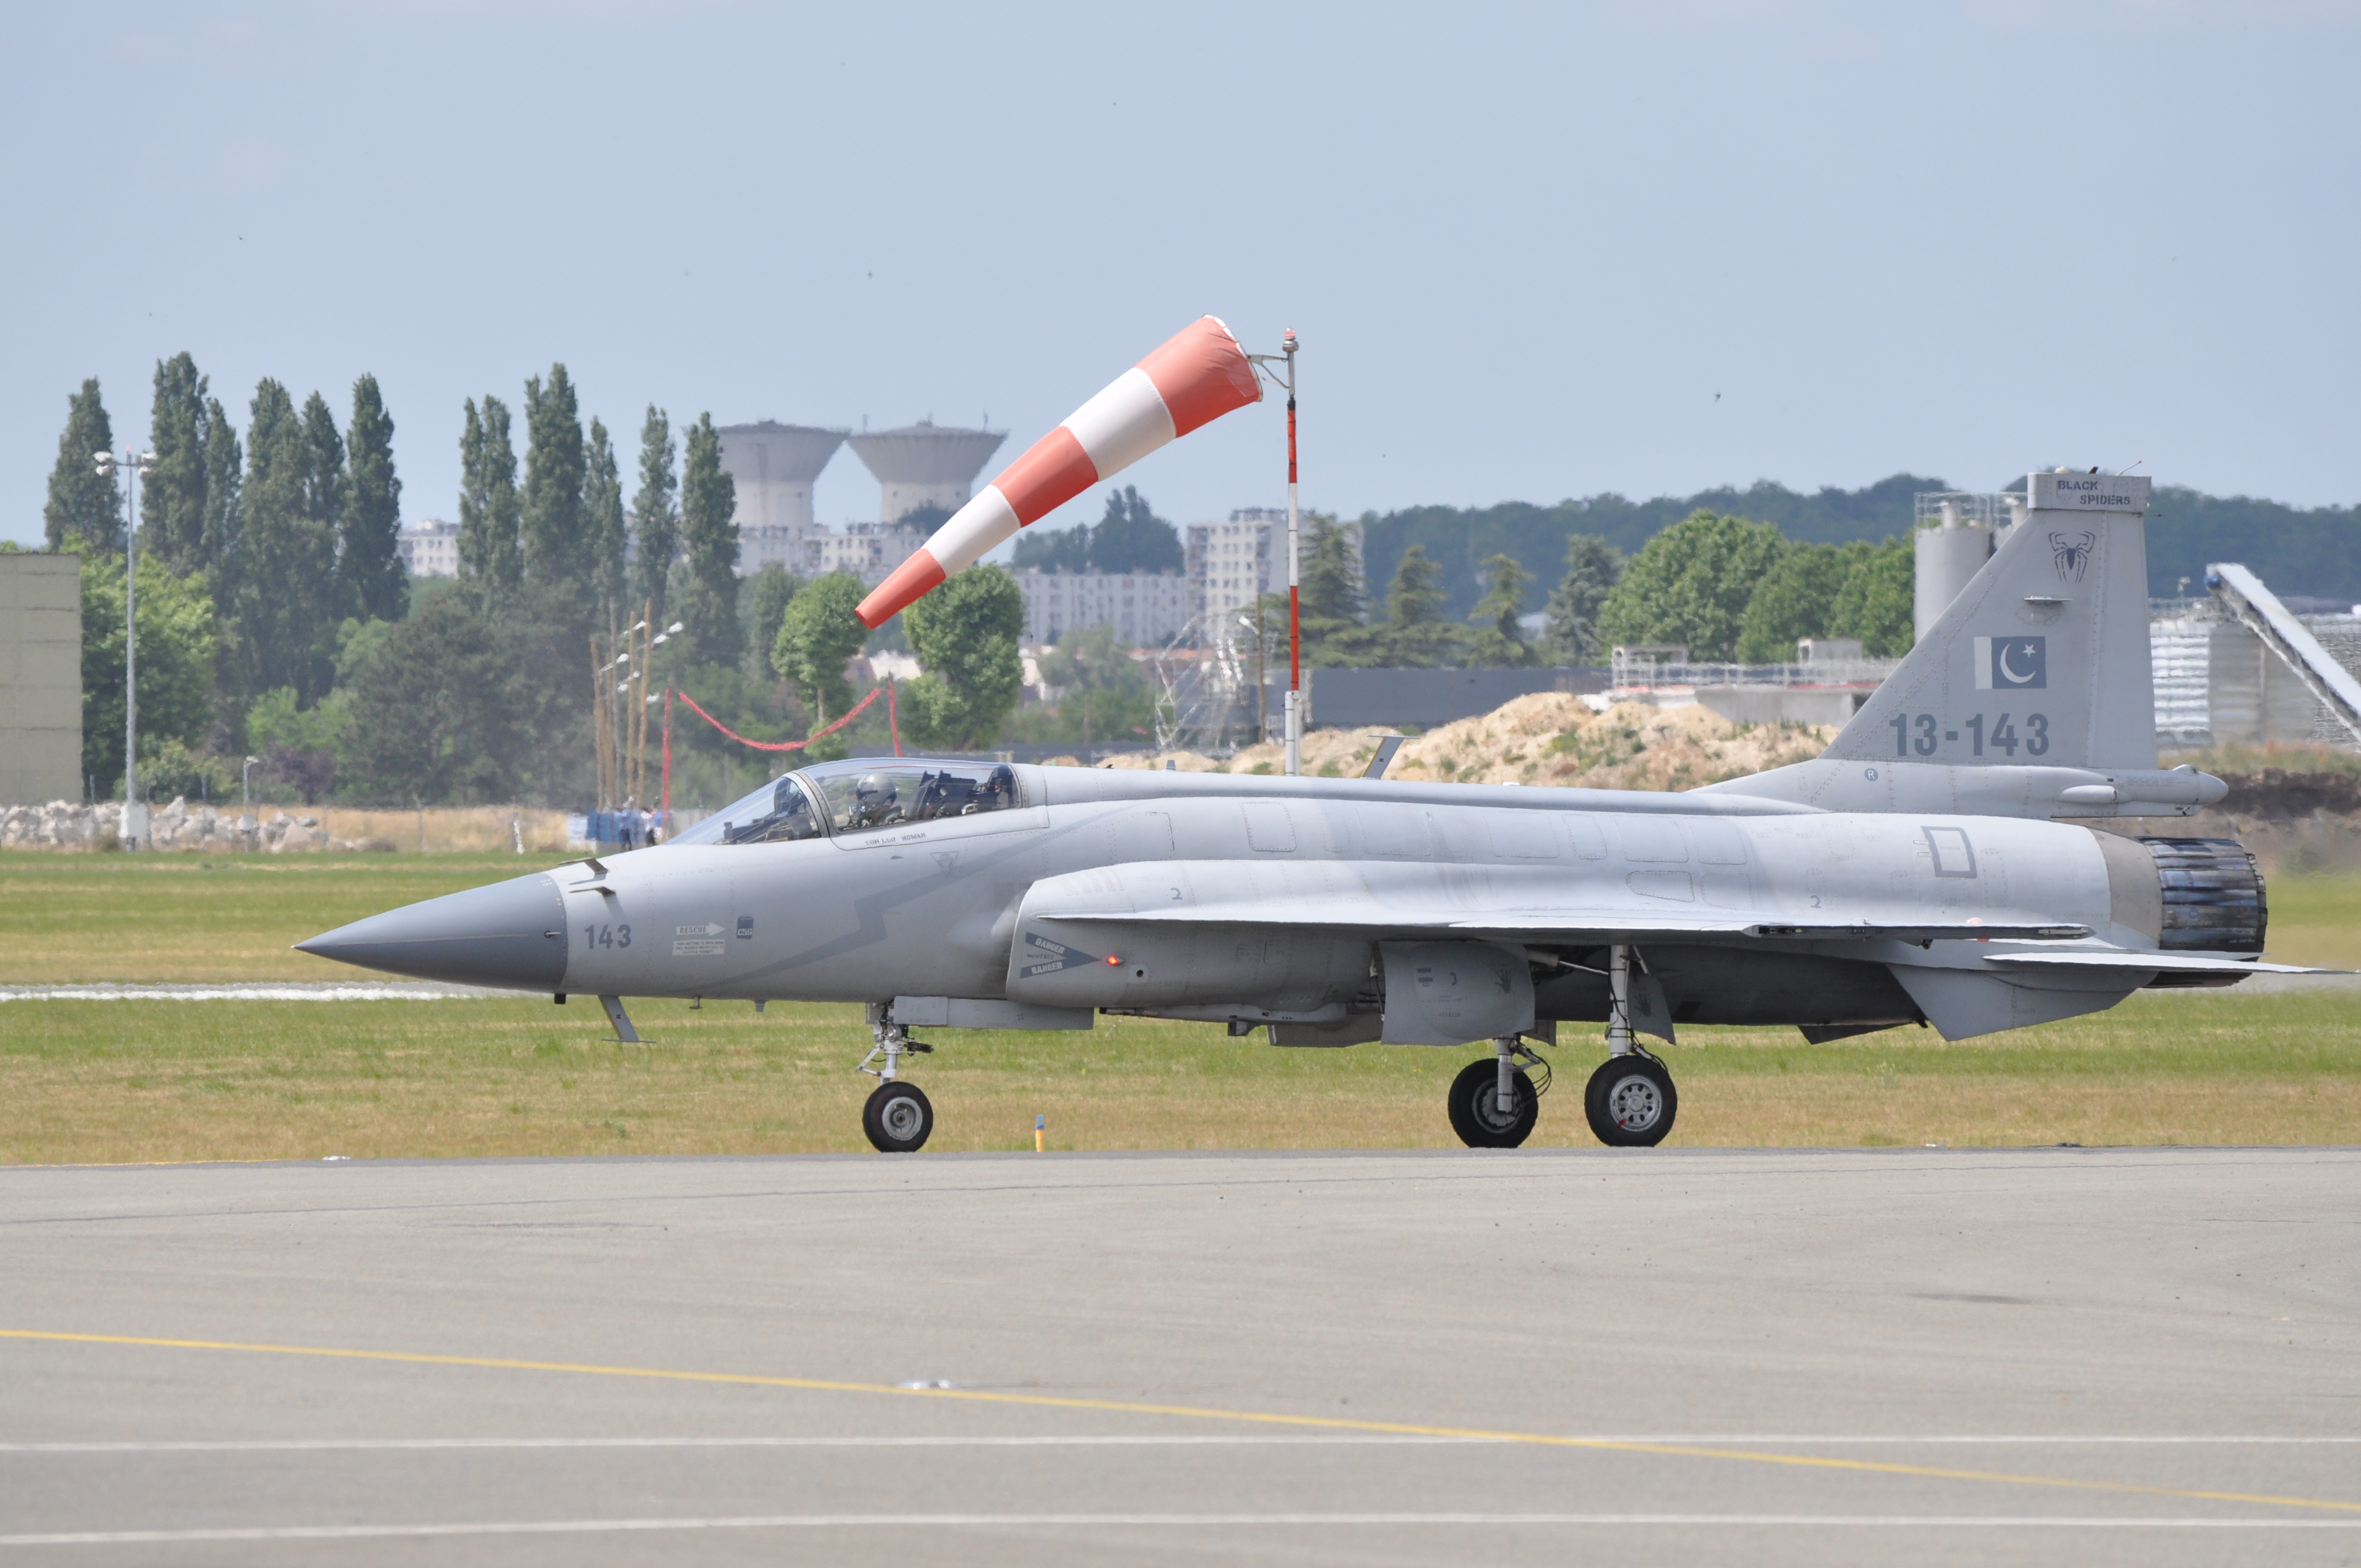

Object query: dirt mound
[1217,694,1835,790]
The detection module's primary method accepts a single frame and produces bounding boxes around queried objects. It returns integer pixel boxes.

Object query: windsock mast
[1244,333,1301,776]
[855,316,1263,630]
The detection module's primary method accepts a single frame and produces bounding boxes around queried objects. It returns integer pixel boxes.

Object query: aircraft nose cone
[297,872,568,988]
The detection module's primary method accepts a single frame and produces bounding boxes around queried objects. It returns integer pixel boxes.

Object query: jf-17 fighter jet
[300,470,2314,1152]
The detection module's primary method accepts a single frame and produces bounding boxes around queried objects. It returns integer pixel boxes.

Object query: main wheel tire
[1584,1054,1676,1147]
[863,1080,934,1153]
[1447,1059,1539,1149]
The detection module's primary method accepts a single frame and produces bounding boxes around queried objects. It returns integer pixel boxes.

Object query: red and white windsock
[856,315,1261,628]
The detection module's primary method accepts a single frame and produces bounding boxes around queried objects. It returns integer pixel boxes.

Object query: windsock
[856,315,1262,628]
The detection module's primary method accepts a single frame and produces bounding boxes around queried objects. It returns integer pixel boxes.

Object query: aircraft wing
[1023,862,2088,945]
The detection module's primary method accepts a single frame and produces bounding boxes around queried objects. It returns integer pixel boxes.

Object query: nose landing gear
[857,1004,935,1153]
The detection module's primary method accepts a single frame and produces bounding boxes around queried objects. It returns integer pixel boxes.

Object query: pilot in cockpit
[847,771,905,829]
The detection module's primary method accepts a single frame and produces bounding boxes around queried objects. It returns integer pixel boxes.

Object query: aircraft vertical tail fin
[1825,472,2156,771]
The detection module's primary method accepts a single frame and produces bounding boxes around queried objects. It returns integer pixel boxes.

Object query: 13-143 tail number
[1888,712,2049,758]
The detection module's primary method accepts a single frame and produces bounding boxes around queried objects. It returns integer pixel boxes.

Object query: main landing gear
[857,1005,934,1153]
[1447,1039,1548,1148]
[1585,943,1676,1147]
[1443,943,1679,1150]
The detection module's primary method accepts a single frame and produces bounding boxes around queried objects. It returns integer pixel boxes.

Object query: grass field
[2,852,2355,1161]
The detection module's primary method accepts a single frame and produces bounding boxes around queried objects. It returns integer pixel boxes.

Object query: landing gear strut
[1584,944,1676,1147]
[857,1004,934,1153]
[1446,1037,1548,1148]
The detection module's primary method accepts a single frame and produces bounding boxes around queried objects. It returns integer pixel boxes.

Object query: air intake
[2142,837,2266,953]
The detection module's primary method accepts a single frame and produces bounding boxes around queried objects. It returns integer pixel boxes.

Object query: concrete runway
[2,1148,2357,1566]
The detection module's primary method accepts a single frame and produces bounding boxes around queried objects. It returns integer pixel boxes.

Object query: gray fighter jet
[300,472,2314,1152]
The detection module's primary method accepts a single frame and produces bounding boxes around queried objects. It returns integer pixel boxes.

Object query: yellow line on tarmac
[3,1329,2355,1516]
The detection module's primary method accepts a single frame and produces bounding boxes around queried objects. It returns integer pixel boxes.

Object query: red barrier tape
[671,683,883,753]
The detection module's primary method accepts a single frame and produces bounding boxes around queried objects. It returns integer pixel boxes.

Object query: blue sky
[4,1,2355,553]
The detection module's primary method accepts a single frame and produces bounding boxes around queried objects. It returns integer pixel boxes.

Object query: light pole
[94,448,157,847]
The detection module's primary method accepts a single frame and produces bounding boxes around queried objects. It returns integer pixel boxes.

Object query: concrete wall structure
[845,421,1004,524]
[0,553,83,803]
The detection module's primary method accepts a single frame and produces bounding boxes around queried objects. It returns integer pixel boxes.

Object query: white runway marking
[6,1513,2359,1544]
[3,1433,2352,1453]
[0,983,516,1003]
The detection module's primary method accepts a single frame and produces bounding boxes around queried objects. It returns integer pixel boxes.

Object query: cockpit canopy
[666,759,1022,847]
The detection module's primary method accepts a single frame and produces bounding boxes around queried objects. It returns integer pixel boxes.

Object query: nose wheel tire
[1584,1054,1676,1147]
[1446,1059,1538,1149]
[863,1081,934,1153]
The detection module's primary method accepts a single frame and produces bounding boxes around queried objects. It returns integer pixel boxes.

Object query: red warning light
[1105,954,1121,965]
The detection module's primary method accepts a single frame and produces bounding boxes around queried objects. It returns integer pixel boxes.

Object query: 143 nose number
[1887,712,2049,758]
[581,923,632,949]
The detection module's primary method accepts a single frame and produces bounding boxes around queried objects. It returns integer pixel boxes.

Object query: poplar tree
[43,378,121,551]
[521,364,586,589]
[340,374,406,622]
[238,379,339,701]
[145,353,211,572]
[201,396,243,607]
[458,396,521,593]
[630,406,678,620]
[583,417,629,614]
[676,412,740,662]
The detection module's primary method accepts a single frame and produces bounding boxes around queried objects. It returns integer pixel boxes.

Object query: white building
[1013,568,1188,647]
[1185,508,1361,637]
[397,519,461,578]
[804,521,927,585]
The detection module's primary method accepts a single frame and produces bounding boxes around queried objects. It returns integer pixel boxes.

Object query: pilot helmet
[855,771,895,803]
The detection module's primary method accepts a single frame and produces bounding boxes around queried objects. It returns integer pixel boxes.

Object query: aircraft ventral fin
[1979,950,2336,976]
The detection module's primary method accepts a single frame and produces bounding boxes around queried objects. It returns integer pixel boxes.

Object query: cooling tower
[847,420,1006,524]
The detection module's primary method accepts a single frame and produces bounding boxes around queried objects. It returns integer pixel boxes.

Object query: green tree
[583,416,629,614]
[1597,509,1788,662]
[1465,552,1537,667]
[1279,513,1381,668]
[1085,486,1183,574]
[336,590,516,804]
[677,412,740,663]
[458,396,521,592]
[44,379,121,551]
[743,562,801,680]
[1541,533,1620,663]
[1377,543,1462,666]
[1734,540,1851,663]
[521,364,586,589]
[901,563,1024,749]
[631,406,678,620]
[1037,622,1157,744]
[1828,535,1914,656]
[237,380,340,701]
[77,549,218,791]
[200,395,242,583]
[774,571,870,758]
[340,374,406,623]
[145,354,211,573]
[1011,520,1090,572]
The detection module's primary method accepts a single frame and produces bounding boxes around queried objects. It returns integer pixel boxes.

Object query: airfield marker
[1035,1114,1046,1153]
